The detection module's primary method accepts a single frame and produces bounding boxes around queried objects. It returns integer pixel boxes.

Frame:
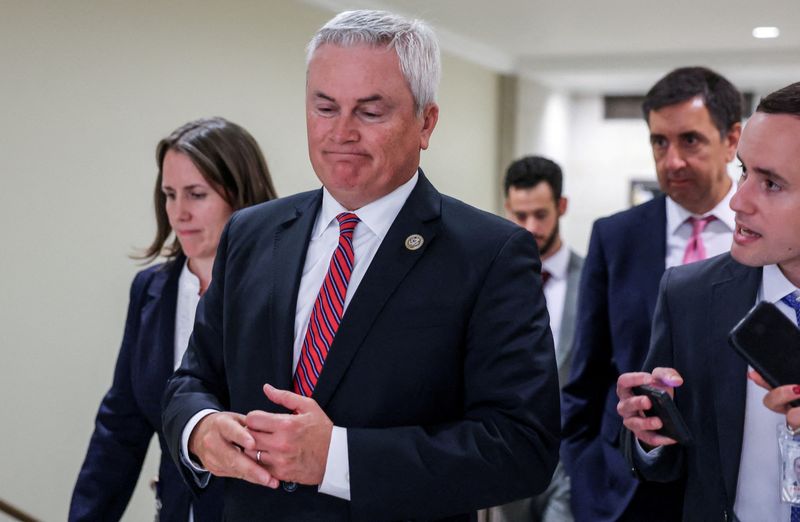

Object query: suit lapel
[268,193,322,390]
[143,258,182,426]
[312,172,442,409]
[709,257,762,504]
[641,197,667,319]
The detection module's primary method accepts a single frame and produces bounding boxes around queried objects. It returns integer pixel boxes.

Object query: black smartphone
[632,384,693,445]
[728,301,800,395]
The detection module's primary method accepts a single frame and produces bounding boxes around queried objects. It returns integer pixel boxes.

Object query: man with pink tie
[562,67,742,522]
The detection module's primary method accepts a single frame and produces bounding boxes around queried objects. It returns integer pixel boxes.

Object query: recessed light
[752,26,780,39]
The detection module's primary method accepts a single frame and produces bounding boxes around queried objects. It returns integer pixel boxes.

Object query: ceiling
[302,0,800,93]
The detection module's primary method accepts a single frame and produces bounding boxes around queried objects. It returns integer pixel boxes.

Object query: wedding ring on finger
[256,450,262,464]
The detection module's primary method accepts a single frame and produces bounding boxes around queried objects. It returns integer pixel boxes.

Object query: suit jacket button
[282,481,298,492]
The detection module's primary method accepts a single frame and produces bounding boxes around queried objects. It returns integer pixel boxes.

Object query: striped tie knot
[336,212,359,237]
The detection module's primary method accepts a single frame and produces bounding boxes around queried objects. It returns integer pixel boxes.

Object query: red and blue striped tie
[293,212,360,397]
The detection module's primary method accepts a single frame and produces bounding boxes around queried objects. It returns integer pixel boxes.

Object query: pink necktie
[682,215,716,265]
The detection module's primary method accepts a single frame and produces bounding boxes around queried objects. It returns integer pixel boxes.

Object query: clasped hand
[616,367,684,448]
[188,383,333,488]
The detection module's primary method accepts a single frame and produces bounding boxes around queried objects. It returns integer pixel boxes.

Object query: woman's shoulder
[129,258,182,297]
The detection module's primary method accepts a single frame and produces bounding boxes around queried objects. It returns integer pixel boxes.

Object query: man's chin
[731,245,765,268]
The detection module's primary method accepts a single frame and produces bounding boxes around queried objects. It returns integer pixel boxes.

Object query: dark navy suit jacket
[162,172,561,521]
[622,253,761,521]
[70,257,223,522]
[561,196,683,521]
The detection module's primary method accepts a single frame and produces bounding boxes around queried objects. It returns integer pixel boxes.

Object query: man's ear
[557,197,568,217]
[419,103,439,150]
[724,122,743,162]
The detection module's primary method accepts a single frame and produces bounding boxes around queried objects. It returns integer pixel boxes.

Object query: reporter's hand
[749,370,800,430]
[616,368,684,448]
[189,411,279,488]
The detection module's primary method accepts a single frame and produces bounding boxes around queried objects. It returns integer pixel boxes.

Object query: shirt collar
[666,179,736,236]
[178,259,200,295]
[761,263,800,304]
[312,171,419,240]
[541,243,569,280]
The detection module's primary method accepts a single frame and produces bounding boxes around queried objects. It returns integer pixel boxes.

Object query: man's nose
[663,144,687,171]
[729,178,754,215]
[525,218,540,236]
[332,115,358,143]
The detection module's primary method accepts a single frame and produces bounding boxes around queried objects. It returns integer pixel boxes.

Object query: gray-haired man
[162,10,560,521]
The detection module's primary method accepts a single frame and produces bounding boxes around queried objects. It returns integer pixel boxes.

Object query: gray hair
[306,10,441,115]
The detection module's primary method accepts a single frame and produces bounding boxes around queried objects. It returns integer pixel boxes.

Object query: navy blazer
[70,258,223,522]
[561,196,683,522]
[623,253,761,521]
[162,172,561,521]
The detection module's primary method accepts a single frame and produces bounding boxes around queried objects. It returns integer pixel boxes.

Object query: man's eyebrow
[313,91,335,102]
[312,93,384,104]
[737,155,790,185]
[356,95,383,103]
[758,167,790,186]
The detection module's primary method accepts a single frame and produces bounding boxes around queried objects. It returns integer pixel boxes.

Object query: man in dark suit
[489,156,583,522]
[161,9,560,521]
[616,82,800,521]
[561,67,743,522]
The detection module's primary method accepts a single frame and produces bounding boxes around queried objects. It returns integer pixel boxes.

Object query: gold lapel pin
[405,234,424,251]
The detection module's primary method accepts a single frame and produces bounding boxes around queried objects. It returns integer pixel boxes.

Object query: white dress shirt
[541,244,569,356]
[180,172,419,501]
[734,264,798,521]
[175,261,201,522]
[175,262,201,370]
[664,181,736,268]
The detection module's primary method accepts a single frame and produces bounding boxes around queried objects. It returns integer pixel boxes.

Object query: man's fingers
[246,409,295,433]
[219,415,257,451]
[220,445,279,488]
[263,383,309,413]
[651,367,683,389]
[623,416,677,447]
[616,372,653,400]
[617,395,652,418]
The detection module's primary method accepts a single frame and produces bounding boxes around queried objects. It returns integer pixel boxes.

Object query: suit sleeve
[162,219,231,494]
[625,268,685,482]
[561,221,616,475]
[69,272,155,521]
[347,228,561,520]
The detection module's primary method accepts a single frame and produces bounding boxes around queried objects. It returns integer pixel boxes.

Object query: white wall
[0,2,501,520]
[513,79,657,256]
[563,94,655,254]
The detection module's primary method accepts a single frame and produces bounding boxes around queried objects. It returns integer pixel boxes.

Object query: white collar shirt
[665,181,736,268]
[735,264,799,521]
[541,244,570,355]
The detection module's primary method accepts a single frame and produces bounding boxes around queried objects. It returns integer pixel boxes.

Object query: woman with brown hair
[70,117,277,522]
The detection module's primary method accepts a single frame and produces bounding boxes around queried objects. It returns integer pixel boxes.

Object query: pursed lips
[323,150,369,157]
